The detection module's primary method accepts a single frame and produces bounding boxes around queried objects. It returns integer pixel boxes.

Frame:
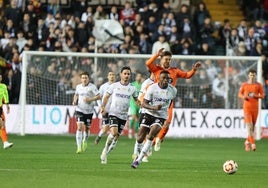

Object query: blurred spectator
[198,17,215,48]
[212,72,226,108]
[196,42,214,55]
[3,19,16,38]
[16,30,27,52]
[178,17,196,43]
[249,41,263,56]
[228,28,243,49]
[81,6,93,23]
[233,41,248,56]
[137,32,151,54]
[244,27,258,54]
[20,12,36,39]
[47,0,60,16]
[237,19,248,40]
[176,4,191,27]
[120,1,136,25]
[151,34,170,54]
[193,1,211,31]
[196,68,212,108]
[218,18,232,50]
[93,5,108,20]
[4,0,22,30]
[109,6,119,21]
[75,21,88,48]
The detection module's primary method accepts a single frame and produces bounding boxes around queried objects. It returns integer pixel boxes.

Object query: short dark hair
[80,71,90,77]
[160,70,170,75]
[248,69,256,74]
[120,66,131,73]
[160,51,172,58]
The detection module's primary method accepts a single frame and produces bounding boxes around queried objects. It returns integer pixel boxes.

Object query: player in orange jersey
[146,48,201,151]
[238,69,264,151]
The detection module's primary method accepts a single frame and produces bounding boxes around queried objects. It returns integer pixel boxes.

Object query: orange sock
[248,136,254,144]
[0,127,8,142]
[153,127,169,145]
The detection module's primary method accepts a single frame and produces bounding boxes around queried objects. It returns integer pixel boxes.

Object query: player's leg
[107,118,127,153]
[132,126,149,160]
[0,117,13,149]
[250,111,259,151]
[82,114,93,151]
[128,106,135,139]
[244,111,252,151]
[132,122,162,168]
[75,111,85,153]
[95,113,109,144]
[153,105,173,151]
[100,116,120,164]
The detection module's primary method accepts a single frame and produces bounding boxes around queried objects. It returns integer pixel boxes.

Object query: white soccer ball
[223,160,238,174]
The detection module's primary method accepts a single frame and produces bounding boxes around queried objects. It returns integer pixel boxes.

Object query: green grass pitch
[1,135,268,188]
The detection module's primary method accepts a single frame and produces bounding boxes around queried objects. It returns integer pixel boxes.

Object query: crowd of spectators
[0,0,268,108]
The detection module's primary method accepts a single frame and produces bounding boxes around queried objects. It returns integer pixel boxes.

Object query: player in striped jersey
[72,71,101,154]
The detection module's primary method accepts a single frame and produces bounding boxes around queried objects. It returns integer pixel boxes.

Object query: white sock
[76,130,82,148]
[107,139,118,154]
[133,140,143,156]
[104,133,114,154]
[98,129,104,137]
[137,140,152,162]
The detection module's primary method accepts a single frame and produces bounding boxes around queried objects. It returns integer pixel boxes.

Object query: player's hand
[193,61,202,70]
[157,48,165,56]
[72,100,77,105]
[154,104,162,110]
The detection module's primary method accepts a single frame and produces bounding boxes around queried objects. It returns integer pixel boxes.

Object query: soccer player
[238,69,264,151]
[146,48,201,151]
[99,66,139,164]
[132,72,154,162]
[131,70,177,169]
[0,73,13,149]
[95,71,116,144]
[72,71,101,154]
[128,72,143,139]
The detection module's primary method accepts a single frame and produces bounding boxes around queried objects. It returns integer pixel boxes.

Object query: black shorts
[109,115,127,134]
[140,113,165,128]
[102,112,109,125]
[75,111,93,127]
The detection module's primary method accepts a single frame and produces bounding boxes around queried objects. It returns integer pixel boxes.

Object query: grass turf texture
[1,135,268,188]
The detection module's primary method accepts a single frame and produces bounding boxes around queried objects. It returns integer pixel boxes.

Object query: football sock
[107,139,118,154]
[76,130,82,148]
[133,141,143,156]
[158,127,169,141]
[137,140,152,162]
[98,129,104,137]
[248,136,254,144]
[0,128,8,142]
[104,134,114,153]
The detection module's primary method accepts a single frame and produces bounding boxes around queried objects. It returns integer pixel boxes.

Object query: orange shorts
[244,110,258,125]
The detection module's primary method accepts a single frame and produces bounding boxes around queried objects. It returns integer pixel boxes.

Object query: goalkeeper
[0,73,13,149]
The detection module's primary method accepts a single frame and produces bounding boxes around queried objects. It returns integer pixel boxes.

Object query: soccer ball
[223,160,238,174]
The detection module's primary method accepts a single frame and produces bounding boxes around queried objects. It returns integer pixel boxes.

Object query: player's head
[158,70,170,88]
[80,71,90,85]
[120,66,131,83]
[107,71,116,83]
[160,51,172,69]
[248,69,257,82]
